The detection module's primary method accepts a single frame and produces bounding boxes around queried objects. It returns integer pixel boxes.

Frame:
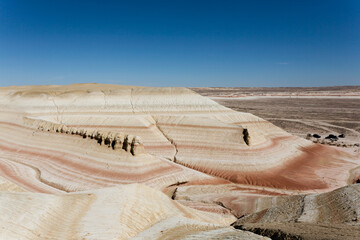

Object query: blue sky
[0,0,359,87]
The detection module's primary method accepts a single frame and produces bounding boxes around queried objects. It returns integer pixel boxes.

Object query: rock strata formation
[0,83,359,239]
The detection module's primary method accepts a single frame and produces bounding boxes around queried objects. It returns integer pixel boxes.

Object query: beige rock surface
[0,83,359,239]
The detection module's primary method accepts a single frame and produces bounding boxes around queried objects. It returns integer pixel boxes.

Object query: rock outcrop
[24,117,145,156]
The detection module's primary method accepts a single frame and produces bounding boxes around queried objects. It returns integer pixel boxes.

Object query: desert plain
[193,86,360,151]
[0,84,359,239]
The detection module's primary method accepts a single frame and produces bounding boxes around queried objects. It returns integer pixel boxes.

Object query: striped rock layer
[0,83,359,238]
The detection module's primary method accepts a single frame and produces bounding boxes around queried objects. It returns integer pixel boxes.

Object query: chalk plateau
[0,83,359,239]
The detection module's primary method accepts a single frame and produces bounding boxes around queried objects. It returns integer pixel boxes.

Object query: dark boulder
[338,134,345,138]
[325,134,338,141]
[312,134,321,138]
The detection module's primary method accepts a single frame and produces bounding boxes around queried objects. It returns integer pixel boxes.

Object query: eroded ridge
[24,118,145,156]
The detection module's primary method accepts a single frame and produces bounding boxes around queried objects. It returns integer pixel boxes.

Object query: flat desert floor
[192,86,360,153]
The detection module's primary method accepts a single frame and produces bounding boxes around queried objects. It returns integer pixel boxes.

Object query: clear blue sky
[0,0,359,87]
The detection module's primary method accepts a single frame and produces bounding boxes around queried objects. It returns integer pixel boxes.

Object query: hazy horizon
[1,82,359,89]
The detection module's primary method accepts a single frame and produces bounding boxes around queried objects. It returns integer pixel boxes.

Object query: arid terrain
[192,86,360,153]
[0,84,359,239]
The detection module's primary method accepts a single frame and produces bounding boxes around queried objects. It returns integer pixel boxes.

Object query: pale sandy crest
[0,184,244,240]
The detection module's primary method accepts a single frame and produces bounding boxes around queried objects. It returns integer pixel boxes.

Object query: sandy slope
[233,184,360,239]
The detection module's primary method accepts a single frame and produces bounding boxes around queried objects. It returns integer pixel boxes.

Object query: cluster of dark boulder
[304,132,360,148]
[307,133,345,141]
[325,134,339,141]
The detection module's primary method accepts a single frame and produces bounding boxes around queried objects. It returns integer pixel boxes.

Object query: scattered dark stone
[338,134,345,138]
[312,134,321,138]
[354,143,359,147]
[356,179,360,184]
[325,134,338,141]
